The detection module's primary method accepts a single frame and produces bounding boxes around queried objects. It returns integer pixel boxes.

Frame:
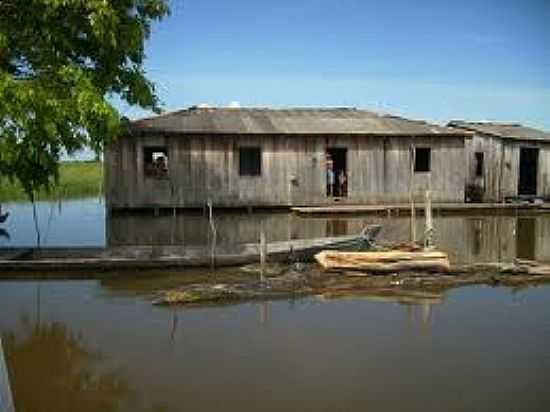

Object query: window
[239,147,262,176]
[475,152,484,177]
[144,146,169,178]
[414,147,431,172]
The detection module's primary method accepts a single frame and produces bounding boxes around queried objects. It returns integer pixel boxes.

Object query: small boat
[261,224,383,263]
[190,224,383,265]
[0,225,383,272]
[0,212,8,224]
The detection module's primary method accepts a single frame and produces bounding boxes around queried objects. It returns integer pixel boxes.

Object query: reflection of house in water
[107,212,550,263]
[448,122,550,202]
[105,107,471,210]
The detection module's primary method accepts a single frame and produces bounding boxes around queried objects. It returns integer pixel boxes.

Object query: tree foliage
[0,0,169,196]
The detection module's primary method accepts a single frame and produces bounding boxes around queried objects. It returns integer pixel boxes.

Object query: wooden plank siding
[106,134,467,209]
[464,132,550,201]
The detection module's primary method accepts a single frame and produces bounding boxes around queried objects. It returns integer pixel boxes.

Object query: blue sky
[120,0,550,130]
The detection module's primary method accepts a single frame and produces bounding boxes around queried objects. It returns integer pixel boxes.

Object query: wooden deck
[292,203,550,215]
[0,337,15,412]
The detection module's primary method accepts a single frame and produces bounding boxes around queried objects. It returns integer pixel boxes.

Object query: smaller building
[448,121,550,202]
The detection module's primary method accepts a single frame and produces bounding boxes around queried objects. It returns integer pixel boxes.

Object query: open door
[518,148,538,197]
[326,147,348,197]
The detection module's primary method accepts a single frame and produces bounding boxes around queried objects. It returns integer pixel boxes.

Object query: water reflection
[2,318,129,412]
[107,211,550,264]
[0,228,9,240]
[517,218,536,260]
[2,197,550,264]
[0,281,549,412]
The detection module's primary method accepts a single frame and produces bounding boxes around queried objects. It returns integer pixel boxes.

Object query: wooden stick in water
[424,190,434,250]
[260,221,267,284]
[208,201,217,271]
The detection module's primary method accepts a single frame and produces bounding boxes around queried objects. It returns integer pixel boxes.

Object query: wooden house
[448,121,550,202]
[105,107,471,209]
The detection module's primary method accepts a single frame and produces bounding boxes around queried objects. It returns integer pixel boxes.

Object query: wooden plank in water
[315,250,451,273]
[0,337,15,412]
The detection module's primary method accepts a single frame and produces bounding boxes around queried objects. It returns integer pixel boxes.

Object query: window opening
[239,147,262,176]
[414,147,431,173]
[144,147,169,178]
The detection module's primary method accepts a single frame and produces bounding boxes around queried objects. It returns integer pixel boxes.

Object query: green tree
[0,0,169,198]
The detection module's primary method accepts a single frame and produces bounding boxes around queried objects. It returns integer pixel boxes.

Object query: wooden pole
[260,221,267,284]
[410,142,416,245]
[0,337,15,412]
[424,190,434,250]
[171,207,176,245]
[207,201,216,272]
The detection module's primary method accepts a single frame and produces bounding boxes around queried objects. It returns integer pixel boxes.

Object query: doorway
[326,147,347,197]
[518,148,538,196]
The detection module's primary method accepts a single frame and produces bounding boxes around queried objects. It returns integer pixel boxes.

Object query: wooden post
[207,200,216,272]
[259,302,268,324]
[410,142,416,245]
[0,337,15,412]
[424,190,434,250]
[260,221,267,284]
[170,207,176,245]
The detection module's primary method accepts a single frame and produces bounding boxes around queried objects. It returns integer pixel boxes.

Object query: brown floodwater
[1,280,549,412]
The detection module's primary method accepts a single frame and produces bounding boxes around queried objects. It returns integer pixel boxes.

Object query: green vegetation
[0,0,169,200]
[0,161,103,202]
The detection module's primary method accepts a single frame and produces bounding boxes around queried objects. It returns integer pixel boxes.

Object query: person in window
[155,155,168,177]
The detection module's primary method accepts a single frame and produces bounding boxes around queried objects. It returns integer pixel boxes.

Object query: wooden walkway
[292,203,550,215]
[0,337,15,412]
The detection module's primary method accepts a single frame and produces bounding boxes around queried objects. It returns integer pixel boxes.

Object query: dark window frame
[143,146,169,179]
[239,146,262,177]
[414,147,431,173]
[475,152,484,177]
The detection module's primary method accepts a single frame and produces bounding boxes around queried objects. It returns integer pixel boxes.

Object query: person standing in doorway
[338,170,347,197]
[326,156,335,197]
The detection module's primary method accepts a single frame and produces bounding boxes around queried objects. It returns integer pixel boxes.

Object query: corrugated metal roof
[448,121,550,142]
[129,107,469,137]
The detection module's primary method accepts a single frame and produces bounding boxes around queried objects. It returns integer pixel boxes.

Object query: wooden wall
[465,133,550,201]
[105,134,467,208]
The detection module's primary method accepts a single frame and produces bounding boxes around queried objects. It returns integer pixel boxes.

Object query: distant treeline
[0,161,103,202]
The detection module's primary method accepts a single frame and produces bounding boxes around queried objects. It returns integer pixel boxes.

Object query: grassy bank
[0,161,103,202]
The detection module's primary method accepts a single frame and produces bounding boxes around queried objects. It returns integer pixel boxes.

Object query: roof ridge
[449,120,523,127]
[132,108,189,123]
